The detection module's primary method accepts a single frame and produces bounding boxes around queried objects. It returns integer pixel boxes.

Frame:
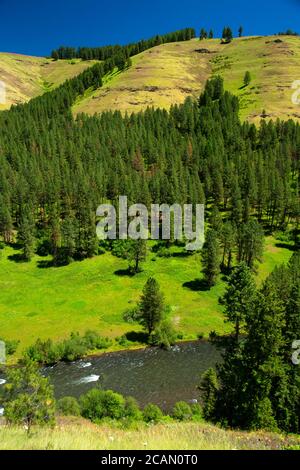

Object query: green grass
[0,236,293,360]
[0,418,299,450]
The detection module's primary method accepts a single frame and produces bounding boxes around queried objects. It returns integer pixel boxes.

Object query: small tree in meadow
[139,278,165,335]
[244,71,252,87]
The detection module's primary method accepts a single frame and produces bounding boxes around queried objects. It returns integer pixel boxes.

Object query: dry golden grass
[0,418,299,450]
[2,36,300,121]
[0,53,96,109]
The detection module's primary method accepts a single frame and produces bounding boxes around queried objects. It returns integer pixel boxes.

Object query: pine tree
[201,229,221,288]
[199,28,208,40]
[138,278,164,335]
[238,26,243,37]
[17,207,35,262]
[126,239,147,274]
[244,71,252,87]
[208,29,214,39]
[221,263,257,342]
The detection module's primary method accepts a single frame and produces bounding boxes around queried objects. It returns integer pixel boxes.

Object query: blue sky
[0,0,299,56]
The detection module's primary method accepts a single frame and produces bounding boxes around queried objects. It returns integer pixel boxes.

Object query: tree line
[51,28,196,60]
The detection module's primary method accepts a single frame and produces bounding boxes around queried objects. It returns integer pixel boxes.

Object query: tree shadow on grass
[114,268,135,277]
[8,253,27,263]
[37,259,54,269]
[125,331,149,344]
[172,251,192,258]
[275,243,297,252]
[183,278,210,292]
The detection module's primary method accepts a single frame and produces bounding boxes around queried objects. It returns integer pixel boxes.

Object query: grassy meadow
[0,236,293,361]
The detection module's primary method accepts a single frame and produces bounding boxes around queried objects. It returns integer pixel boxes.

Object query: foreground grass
[0,236,293,360]
[0,418,299,450]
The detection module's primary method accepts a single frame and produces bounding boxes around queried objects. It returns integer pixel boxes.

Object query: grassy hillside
[0,53,97,110]
[2,35,300,120]
[0,418,299,450]
[0,236,292,359]
[73,35,300,122]
[73,39,212,116]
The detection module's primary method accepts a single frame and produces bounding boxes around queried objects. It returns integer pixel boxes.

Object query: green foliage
[244,71,252,87]
[172,401,193,421]
[201,229,221,288]
[57,396,81,416]
[25,331,112,365]
[199,368,219,421]
[124,396,143,421]
[80,389,125,422]
[0,338,19,356]
[127,239,147,274]
[138,278,165,335]
[2,359,55,433]
[143,403,164,423]
[150,320,177,350]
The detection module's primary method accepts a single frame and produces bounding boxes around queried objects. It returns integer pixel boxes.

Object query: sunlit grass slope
[0,53,97,110]
[2,35,300,121]
[74,35,300,122]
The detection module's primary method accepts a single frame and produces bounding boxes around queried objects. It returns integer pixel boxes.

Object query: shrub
[57,397,81,416]
[0,338,19,356]
[143,403,163,423]
[191,403,203,420]
[172,401,192,421]
[124,396,142,421]
[25,331,112,365]
[80,389,125,422]
[150,320,177,350]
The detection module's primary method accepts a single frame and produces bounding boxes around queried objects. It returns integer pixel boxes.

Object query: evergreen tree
[2,359,56,434]
[199,28,208,40]
[221,263,257,342]
[222,27,233,43]
[238,26,243,37]
[127,239,147,274]
[201,229,221,288]
[138,278,164,335]
[17,207,35,262]
[244,71,252,87]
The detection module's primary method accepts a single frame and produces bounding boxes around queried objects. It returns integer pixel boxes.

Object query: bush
[150,320,177,350]
[80,389,125,422]
[83,330,112,350]
[143,403,164,423]
[0,338,20,356]
[191,403,203,420]
[57,396,81,416]
[124,396,142,421]
[172,401,192,421]
[25,331,112,365]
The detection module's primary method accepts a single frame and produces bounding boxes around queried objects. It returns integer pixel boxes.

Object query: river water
[41,341,220,411]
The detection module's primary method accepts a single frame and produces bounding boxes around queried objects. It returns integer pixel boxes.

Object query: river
[41,340,220,411]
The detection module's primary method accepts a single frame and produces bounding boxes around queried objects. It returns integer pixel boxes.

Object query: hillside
[0,53,97,110]
[1,35,300,121]
[0,418,299,450]
[74,35,300,122]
